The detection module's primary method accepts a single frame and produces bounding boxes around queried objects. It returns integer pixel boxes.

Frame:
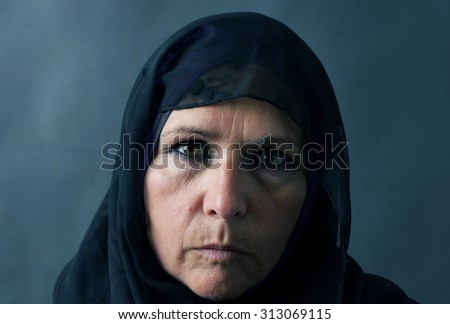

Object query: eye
[260,147,294,170]
[171,141,201,157]
[239,145,295,171]
[169,140,210,166]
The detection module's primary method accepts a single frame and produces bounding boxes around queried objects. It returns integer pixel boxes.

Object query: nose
[202,163,248,220]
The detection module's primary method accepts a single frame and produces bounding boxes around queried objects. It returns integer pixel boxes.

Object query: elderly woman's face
[144,98,307,301]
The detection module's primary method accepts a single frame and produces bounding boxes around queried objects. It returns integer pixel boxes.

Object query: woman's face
[144,98,307,301]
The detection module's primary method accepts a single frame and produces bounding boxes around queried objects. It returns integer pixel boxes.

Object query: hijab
[53,12,414,303]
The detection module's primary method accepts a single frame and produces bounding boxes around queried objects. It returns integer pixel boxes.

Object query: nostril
[204,191,247,220]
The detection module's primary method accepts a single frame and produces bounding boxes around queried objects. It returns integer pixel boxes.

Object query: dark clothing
[53,12,415,303]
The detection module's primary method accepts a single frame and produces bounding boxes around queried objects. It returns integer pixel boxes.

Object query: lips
[194,244,247,262]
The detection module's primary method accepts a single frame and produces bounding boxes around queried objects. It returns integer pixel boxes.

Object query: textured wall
[1,0,449,303]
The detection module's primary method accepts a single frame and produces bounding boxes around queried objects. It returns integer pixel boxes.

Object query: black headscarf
[53,12,415,303]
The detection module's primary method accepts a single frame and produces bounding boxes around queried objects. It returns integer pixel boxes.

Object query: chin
[185,271,252,301]
[192,285,246,301]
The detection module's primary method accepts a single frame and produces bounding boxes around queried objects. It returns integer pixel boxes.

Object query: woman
[53,12,415,303]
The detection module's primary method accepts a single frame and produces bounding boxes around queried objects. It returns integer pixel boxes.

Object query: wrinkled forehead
[159,98,305,147]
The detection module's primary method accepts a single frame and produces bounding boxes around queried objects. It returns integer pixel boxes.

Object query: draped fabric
[53,12,414,303]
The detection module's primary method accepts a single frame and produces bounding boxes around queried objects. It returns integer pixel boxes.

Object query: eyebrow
[161,126,303,151]
[161,126,220,140]
[259,135,303,151]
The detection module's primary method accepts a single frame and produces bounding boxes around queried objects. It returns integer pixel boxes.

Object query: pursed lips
[193,244,247,262]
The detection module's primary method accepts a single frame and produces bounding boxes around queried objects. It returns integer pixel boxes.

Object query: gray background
[1,0,449,303]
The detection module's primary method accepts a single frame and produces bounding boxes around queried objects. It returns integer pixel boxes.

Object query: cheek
[254,175,307,259]
[275,179,307,222]
[144,167,201,277]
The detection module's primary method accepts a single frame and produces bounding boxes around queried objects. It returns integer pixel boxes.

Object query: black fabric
[53,12,415,303]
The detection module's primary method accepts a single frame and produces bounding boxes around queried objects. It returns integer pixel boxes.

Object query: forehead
[160,98,304,143]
